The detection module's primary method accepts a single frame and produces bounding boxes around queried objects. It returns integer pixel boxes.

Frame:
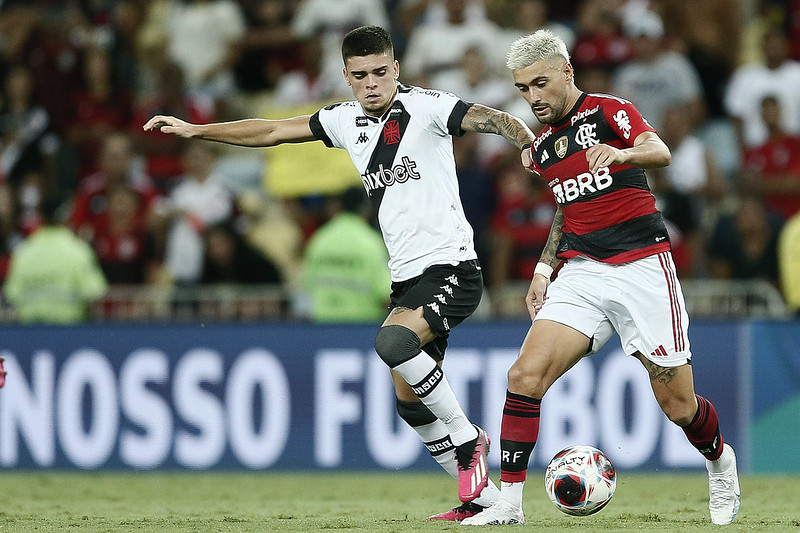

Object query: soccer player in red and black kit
[462,30,740,526]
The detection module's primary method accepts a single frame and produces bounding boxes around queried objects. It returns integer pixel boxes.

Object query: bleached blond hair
[506,29,570,71]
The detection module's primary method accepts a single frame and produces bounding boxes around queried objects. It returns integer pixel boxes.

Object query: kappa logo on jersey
[360,155,421,192]
[613,109,632,140]
[383,120,401,144]
[555,136,569,158]
[356,132,369,144]
[550,167,613,204]
[575,123,600,149]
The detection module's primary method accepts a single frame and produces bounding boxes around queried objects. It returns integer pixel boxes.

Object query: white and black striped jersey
[309,83,478,282]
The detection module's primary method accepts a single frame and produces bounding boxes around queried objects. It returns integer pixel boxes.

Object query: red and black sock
[499,390,541,483]
[683,394,724,461]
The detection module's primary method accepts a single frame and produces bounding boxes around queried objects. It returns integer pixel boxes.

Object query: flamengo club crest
[575,123,599,149]
[555,136,569,158]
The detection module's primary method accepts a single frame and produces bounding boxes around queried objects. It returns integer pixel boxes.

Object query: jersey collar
[551,92,587,129]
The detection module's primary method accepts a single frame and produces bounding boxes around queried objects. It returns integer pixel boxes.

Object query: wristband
[534,262,554,279]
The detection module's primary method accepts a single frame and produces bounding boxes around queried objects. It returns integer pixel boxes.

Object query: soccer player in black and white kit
[144,26,536,520]
[461,29,741,526]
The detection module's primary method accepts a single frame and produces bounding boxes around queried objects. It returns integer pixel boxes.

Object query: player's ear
[564,62,574,84]
[393,60,400,80]
[343,67,351,86]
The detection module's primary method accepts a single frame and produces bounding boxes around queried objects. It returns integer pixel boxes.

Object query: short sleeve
[412,87,472,137]
[604,99,657,146]
[447,100,473,137]
[309,103,348,149]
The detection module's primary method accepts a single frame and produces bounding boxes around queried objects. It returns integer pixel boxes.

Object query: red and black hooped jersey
[531,92,671,264]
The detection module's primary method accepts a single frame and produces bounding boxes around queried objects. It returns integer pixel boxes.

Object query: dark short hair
[341,25,393,63]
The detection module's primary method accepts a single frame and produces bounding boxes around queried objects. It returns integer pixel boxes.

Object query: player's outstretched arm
[142,115,316,147]
[460,104,535,149]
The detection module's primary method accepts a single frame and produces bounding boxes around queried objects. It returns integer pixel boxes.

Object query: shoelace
[708,472,737,510]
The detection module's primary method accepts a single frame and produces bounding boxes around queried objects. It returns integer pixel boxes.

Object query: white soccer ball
[544,444,616,516]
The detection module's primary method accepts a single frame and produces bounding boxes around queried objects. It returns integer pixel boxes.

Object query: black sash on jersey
[363,101,412,212]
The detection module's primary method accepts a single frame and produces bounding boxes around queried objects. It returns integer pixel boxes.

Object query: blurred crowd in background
[0,0,799,322]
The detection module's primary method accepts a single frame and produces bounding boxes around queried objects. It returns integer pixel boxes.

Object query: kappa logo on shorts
[443,317,450,331]
[427,302,441,316]
[446,275,460,286]
[440,285,454,297]
[650,344,668,357]
[434,294,447,304]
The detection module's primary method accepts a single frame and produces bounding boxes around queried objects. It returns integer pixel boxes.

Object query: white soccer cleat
[707,443,741,525]
[460,499,524,526]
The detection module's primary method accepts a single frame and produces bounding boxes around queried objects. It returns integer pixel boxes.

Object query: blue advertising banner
[748,322,800,472]
[0,321,750,472]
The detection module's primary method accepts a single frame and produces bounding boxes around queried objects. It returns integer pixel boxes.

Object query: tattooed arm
[526,206,564,319]
[460,103,535,148]
[538,206,564,272]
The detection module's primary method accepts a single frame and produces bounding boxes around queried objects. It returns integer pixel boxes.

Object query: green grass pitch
[0,471,798,532]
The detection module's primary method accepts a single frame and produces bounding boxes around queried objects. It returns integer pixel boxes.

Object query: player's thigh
[382,305,437,347]
[607,253,691,366]
[633,351,697,425]
[508,319,593,398]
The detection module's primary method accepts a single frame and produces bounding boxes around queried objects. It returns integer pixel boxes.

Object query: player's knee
[374,325,422,368]
[396,398,437,427]
[661,396,697,427]
[507,359,549,398]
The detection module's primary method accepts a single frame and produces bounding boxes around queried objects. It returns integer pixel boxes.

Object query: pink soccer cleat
[427,502,486,521]
[456,426,490,502]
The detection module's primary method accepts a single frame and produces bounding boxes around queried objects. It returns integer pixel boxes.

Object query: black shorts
[389,259,483,360]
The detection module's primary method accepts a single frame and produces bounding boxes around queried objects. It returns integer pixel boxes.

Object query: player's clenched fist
[143,115,197,138]
[585,143,624,173]
[521,143,543,177]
